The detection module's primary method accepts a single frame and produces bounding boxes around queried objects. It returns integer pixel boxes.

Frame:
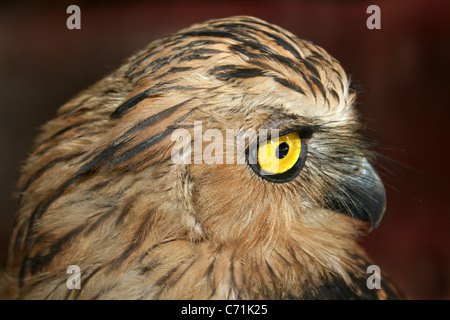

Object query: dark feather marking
[73,265,106,299]
[29,223,86,274]
[331,68,346,93]
[18,152,86,203]
[239,257,250,294]
[138,238,180,264]
[306,55,328,66]
[287,66,314,96]
[229,253,239,294]
[127,68,148,82]
[190,48,223,55]
[179,54,212,62]
[65,107,107,120]
[205,259,218,298]
[275,250,292,267]
[308,75,327,100]
[301,40,323,57]
[88,178,115,192]
[116,191,146,226]
[178,48,224,63]
[303,59,320,79]
[80,100,196,172]
[240,18,304,53]
[38,118,103,146]
[214,67,266,81]
[273,77,306,95]
[324,95,331,109]
[76,140,128,175]
[58,96,92,118]
[215,22,303,60]
[118,98,194,139]
[18,255,29,287]
[83,207,116,236]
[111,129,171,166]
[170,39,219,52]
[168,67,193,74]
[110,83,197,120]
[113,210,154,268]
[38,124,82,145]
[330,88,340,104]
[234,40,273,56]
[260,29,302,59]
[307,53,332,66]
[287,245,299,262]
[231,40,303,76]
[128,55,173,81]
[91,289,106,300]
[140,103,198,140]
[231,42,307,80]
[229,44,259,59]
[266,36,302,60]
[153,67,195,80]
[265,259,280,283]
[140,259,162,275]
[165,256,199,289]
[110,90,152,119]
[224,21,302,59]
[26,175,84,248]
[33,145,53,158]
[181,30,243,42]
[12,220,28,254]
[154,264,181,288]
[204,258,216,280]
[103,89,119,95]
[253,257,272,298]
[208,64,239,74]
[270,53,303,74]
[91,282,120,300]
[126,47,162,78]
[248,59,279,73]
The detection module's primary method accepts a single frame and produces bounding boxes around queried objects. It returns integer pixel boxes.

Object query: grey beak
[323,157,386,231]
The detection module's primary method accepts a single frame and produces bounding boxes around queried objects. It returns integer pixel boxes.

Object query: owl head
[82,16,386,244]
[2,16,389,299]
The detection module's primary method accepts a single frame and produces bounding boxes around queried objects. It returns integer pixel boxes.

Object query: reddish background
[0,0,449,299]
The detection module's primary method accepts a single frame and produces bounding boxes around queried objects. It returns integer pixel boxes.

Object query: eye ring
[247,131,308,183]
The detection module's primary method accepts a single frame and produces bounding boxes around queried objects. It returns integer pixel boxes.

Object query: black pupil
[276,142,289,159]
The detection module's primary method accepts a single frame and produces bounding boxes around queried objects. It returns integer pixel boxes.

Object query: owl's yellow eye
[247,130,308,183]
[257,132,301,174]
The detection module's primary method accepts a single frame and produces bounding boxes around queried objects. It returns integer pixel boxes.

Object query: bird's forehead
[125,16,355,122]
[190,17,351,113]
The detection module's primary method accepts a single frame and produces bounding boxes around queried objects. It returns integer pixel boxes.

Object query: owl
[0,16,402,299]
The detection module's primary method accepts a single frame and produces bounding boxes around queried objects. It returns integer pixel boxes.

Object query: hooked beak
[323,157,386,231]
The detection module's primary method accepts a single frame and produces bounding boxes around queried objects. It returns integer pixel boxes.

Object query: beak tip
[323,157,387,231]
[366,192,386,232]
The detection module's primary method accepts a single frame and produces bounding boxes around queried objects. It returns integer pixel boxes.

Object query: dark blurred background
[0,0,449,299]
